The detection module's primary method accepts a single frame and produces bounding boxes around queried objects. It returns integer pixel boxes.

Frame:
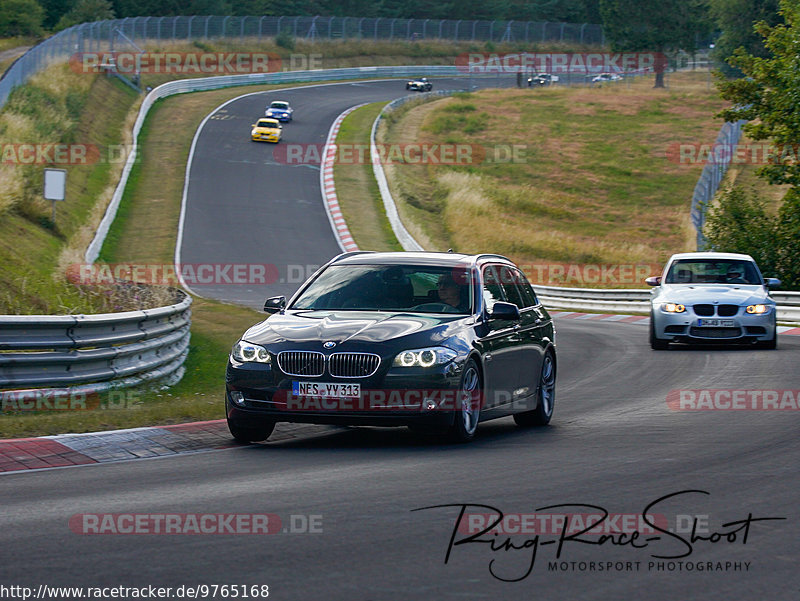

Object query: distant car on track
[265,100,293,122]
[225,251,557,444]
[528,73,559,86]
[591,72,623,83]
[646,252,780,350]
[251,118,282,143]
[406,77,432,91]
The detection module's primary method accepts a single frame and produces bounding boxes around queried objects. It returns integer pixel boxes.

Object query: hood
[241,310,464,347]
[658,284,771,305]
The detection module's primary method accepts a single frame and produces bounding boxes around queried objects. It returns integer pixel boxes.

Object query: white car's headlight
[662,303,685,313]
[746,304,768,314]
[393,347,457,368]
[232,341,271,363]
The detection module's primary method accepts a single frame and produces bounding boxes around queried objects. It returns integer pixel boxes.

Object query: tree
[55,0,113,29]
[703,187,778,277]
[714,0,800,289]
[709,0,781,77]
[0,0,45,36]
[599,0,712,87]
[717,0,800,187]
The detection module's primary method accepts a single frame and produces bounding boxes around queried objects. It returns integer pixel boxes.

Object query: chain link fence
[690,120,746,250]
[0,16,603,108]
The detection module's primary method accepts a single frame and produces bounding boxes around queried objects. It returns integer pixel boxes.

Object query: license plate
[292,381,361,398]
[697,319,735,327]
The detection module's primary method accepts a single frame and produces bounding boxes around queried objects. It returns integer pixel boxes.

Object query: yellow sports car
[251,118,282,143]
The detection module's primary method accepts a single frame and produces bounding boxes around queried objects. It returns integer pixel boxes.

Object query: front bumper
[226,357,464,428]
[251,133,280,142]
[652,304,776,344]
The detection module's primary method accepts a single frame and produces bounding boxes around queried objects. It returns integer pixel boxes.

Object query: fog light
[424,399,437,411]
[230,390,245,406]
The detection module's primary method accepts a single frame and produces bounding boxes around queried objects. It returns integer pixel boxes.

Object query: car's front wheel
[755,336,777,350]
[650,313,669,350]
[450,358,482,442]
[227,419,275,444]
[514,350,556,427]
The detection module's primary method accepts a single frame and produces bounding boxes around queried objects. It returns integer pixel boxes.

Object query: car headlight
[662,303,685,313]
[392,347,457,368]
[231,341,271,363]
[746,304,768,314]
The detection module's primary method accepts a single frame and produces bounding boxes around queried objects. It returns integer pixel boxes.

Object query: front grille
[278,351,325,377]
[718,304,738,317]
[689,327,742,338]
[329,353,381,378]
[693,304,714,316]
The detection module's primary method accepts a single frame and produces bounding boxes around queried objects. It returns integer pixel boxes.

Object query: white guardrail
[533,284,800,323]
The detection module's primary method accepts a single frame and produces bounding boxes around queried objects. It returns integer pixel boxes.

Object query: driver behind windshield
[437,274,464,310]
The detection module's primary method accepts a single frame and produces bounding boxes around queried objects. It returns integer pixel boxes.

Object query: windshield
[665,259,761,285]
[270,102,289,110]
[257,121,278,128]
[291,265,473,314]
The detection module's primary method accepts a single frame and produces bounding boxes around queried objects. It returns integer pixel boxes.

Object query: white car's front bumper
[652,303,776,344]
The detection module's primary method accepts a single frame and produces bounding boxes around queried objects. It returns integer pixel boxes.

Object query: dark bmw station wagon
[225,252,556,443]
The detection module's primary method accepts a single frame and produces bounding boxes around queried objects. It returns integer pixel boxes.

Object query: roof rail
[474,253,513,263]
[331,250,375,262]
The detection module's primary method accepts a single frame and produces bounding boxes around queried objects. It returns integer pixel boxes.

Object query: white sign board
[44,168,67,201]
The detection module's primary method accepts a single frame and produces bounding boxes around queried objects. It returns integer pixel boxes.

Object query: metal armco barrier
[534,284,800,323]
[0,293,191,397]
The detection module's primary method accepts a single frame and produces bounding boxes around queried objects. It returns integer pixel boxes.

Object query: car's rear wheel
[650,313,669,350]
[514,350,556,427]
[450,358,481,443]
[227,419,275,444]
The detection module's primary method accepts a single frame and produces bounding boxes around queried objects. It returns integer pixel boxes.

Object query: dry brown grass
[380,72,729,280]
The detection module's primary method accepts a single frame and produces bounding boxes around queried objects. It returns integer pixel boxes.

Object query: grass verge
[333,102,402,251]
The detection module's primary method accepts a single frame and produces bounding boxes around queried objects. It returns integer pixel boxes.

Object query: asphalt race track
[2,78,799,600]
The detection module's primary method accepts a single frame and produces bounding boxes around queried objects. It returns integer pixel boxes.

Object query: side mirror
[263,295,286,314]
[765,278,781,289]
[489,301,520,321]
[645,276,662,286]
[251,124,256,128]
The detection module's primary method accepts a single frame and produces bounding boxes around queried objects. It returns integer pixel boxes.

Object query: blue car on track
[265,100,293,122]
